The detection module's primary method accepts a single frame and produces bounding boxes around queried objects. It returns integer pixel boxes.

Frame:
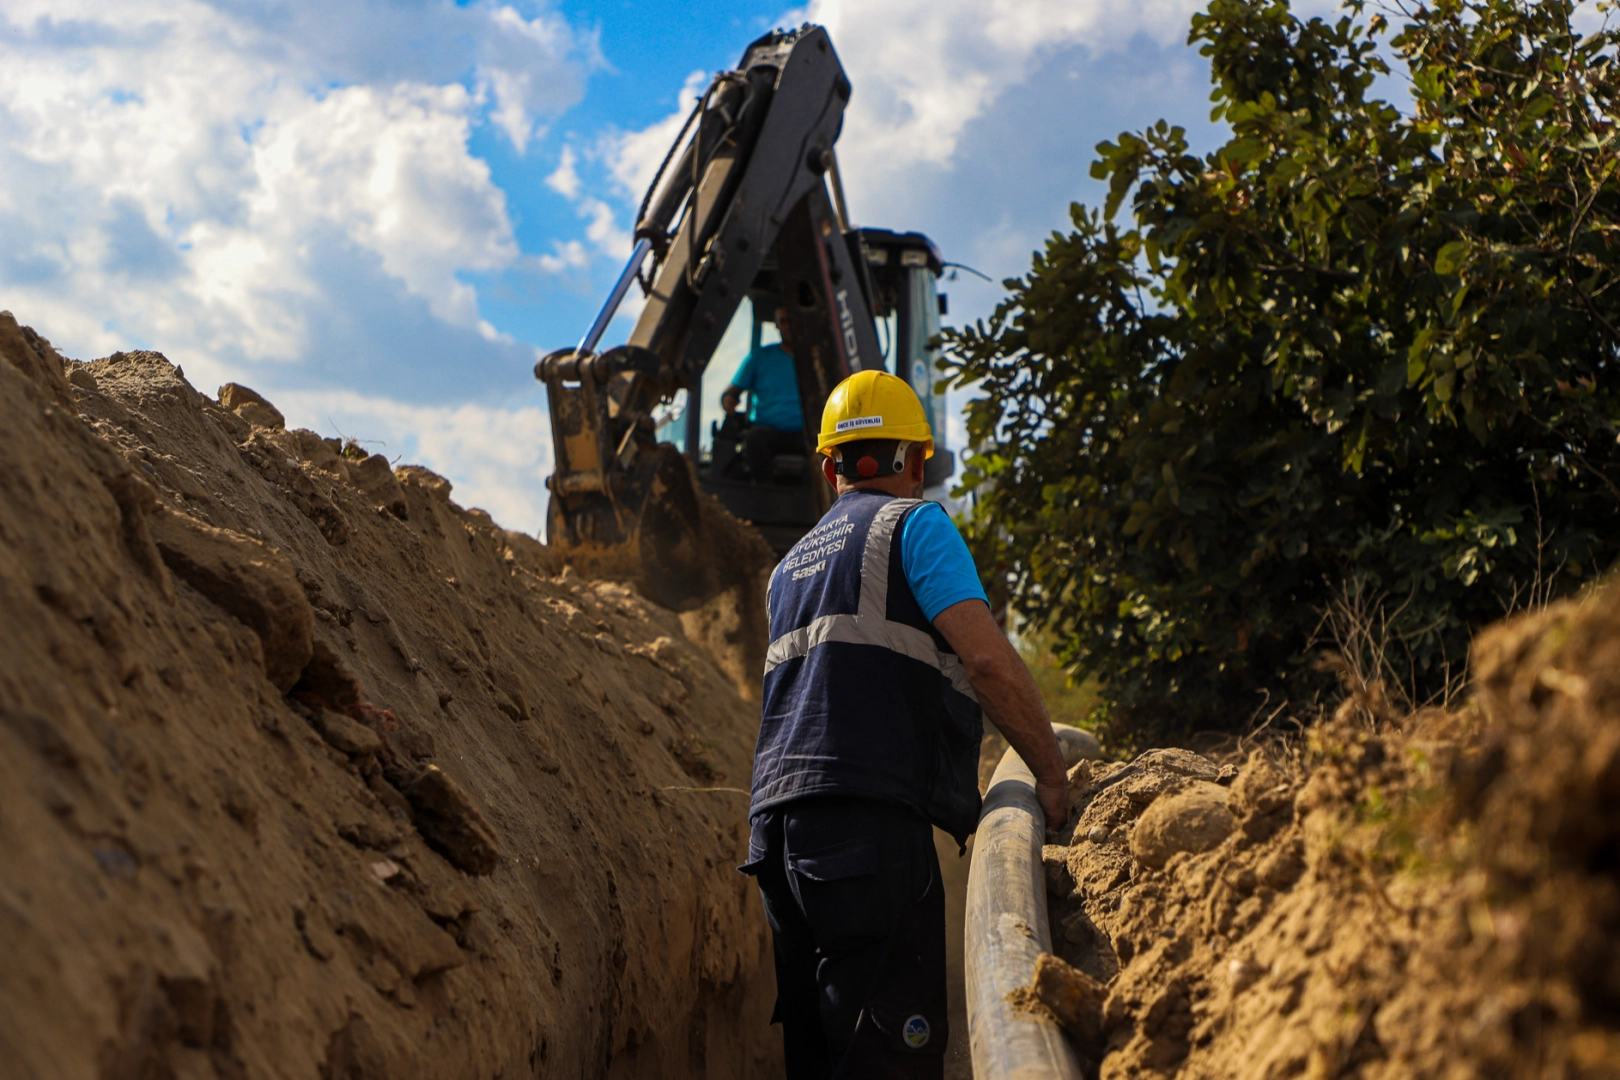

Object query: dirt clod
[392,765,500,875]
[1132,747,1223,782]
[149,504,315,691]
[347,453,408,520]
[1128,781,1235,870]
[1031,951,1107,1052]
[217,382,285,429]
[314,710,383,756]
[0,311,73,405]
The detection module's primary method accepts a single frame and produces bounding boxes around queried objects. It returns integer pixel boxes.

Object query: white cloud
[276,388,553,535]
[535,69,707,280]
[476,3,586,153]
[604,69,707,204]
[533,186,631,275]
[796,0,1207,205]
[0,0,586,389]
[544,141,631,263]
[546,144,582,199]
[579,195,633,261]
[536,238,590,274]
[244,81,516,330]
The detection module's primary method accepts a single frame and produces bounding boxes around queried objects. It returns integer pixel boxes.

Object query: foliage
[1017,628,1102,732]
[943,0,1620,745]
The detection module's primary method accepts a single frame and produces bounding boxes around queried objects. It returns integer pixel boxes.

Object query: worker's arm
[933,599,1068,827]
[721,385,745,414]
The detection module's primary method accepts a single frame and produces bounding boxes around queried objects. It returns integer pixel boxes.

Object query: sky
[0,0,1347,534]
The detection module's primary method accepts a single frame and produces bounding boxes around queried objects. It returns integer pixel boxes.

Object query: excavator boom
[536,25,947,607]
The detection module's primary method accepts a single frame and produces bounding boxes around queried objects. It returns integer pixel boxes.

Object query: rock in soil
[347,453,408,519]
[393,765,500,875]
[1128,781,1235,870]
[314,709,383,756]
[218,381,285,429]
[147,504,315,691]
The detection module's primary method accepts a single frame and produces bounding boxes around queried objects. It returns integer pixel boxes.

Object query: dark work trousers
[747,797,947,1079]
[744,424,804,483]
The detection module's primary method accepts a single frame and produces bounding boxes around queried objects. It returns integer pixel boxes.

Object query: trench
[0,322,785,1079]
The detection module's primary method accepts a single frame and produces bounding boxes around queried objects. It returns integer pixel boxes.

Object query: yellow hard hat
[816,370,934,459]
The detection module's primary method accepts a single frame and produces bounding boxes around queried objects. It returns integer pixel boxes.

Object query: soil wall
[0,313,779,1079]
[1021,587,1620,1079]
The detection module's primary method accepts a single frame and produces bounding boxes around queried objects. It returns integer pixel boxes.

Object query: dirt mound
[0,313,778,1078]
[1025,586,1620,1078]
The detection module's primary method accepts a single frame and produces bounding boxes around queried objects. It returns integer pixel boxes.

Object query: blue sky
[0,0,1291,531]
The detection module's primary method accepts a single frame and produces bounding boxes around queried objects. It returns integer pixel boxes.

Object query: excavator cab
[662,232,954,553]
[536,24,956,603]
[853,228,957,491]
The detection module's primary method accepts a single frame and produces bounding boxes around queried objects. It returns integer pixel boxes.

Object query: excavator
[535,24,953,609]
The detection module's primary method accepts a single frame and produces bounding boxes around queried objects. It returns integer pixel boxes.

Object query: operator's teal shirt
[730,343,803,432]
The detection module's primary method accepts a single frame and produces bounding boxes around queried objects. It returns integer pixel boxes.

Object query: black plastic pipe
[964,725,1086,1078]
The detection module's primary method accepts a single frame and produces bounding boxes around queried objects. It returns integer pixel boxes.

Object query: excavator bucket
[539,346,710,611]
[633,443,709,609]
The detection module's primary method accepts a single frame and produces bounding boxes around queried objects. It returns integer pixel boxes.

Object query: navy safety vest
[751,490,985,844]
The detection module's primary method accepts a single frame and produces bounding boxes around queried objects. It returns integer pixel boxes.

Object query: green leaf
[1435,240,1470,276]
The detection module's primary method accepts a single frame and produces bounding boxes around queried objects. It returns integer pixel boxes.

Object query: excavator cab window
[698,296,806,487]
[686,291,829,552]
[655,296,769,457]
[645,234,954,557]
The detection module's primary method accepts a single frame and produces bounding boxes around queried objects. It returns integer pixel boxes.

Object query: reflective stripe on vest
[763,498,978,702]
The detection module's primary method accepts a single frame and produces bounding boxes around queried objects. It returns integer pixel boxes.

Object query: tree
[943,0,1620,746]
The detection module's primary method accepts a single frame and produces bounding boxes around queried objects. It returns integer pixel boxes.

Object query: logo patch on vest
[902,1014,930,1049]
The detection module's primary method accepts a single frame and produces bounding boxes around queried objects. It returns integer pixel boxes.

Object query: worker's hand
[1036,776,1068,830]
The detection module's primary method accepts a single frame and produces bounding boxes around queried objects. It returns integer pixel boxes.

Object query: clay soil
[16,293,1620,1080]
[0,313,782,1079]
[1026,586,1620,1079]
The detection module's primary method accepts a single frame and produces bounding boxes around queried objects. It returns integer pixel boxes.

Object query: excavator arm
[535,25,885,608]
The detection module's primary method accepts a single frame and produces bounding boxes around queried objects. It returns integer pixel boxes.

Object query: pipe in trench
[964,725,1087,1079]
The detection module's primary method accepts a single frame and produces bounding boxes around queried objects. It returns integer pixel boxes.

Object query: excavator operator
[740,371,1069,1078]
[720,306,803,483]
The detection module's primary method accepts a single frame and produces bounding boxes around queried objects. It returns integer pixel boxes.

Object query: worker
[740,370,1069,1078]
[721,305,804,483]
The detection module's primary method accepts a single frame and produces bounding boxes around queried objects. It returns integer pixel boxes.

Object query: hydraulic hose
[964,725,1086,1079]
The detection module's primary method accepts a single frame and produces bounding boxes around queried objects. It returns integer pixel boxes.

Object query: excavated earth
[16,289,1620,1080]
[0,313,781,1079]
[1023,585,1620,1079]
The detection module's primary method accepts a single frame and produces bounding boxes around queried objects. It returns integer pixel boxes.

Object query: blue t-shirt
[731,343,803,432]
[900,501,989,621]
